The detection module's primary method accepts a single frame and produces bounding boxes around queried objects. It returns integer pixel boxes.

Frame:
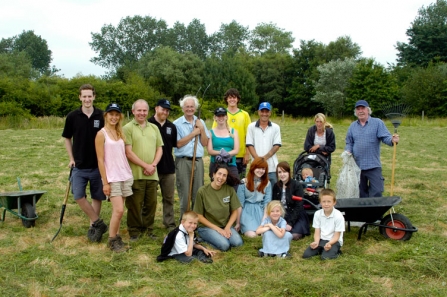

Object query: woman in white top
[95,103,133,252]
[303,113,336,168]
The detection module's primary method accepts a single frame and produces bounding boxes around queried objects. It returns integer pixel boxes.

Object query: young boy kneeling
[302,189,344,260]
[167,211,216,263]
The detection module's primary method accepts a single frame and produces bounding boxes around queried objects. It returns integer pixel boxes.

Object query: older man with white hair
[173,95,210,219]
[345,100,399,198]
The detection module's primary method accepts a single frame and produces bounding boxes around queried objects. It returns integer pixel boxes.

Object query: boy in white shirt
[168,211,216,263]
[302,188,344,260]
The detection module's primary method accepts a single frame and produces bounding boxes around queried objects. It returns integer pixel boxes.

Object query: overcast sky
[0,0,436,78]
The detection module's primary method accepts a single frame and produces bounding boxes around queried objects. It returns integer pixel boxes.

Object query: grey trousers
[158,173,176,228]
[175,157,204,219]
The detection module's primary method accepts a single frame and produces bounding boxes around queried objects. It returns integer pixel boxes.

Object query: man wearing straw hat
[345,100,399,198]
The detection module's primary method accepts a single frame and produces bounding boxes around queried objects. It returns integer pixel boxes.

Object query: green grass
[1,117,447,297]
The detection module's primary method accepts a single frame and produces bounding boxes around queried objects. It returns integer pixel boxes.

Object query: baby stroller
[293,151,331,210]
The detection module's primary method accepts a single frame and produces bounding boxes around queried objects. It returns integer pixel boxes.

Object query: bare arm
[263,145,280,160]
[94,132,110,196]
[247,146,258,159]
[310,228,321,249]
[177,128,200,148]
[184,233,195,257]
[64,138,75,167]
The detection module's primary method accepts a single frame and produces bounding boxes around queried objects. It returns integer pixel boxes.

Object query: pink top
[101,128,133,183]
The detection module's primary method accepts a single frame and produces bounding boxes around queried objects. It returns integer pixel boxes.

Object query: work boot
[88,218,108,243]
[108,235,129,253]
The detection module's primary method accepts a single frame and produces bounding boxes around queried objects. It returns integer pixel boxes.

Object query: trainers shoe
[108,235,129,253]
[129,235,139,242]
[89,219,108,242]
[146,233,158,240]
[87,227,96,241]
[258,250,265,257]
[278,253,291,258]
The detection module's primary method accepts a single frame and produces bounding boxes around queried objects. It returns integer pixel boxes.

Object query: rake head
[382,103,411,133]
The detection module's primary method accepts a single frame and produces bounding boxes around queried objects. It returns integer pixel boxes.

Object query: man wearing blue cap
[148,99,177,231]
[246,102,282,185]
[345,100,399,198]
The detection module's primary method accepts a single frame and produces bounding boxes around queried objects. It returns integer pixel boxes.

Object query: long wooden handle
[390,142,397,196]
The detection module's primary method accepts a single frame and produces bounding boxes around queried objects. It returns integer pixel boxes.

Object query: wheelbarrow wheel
[380,213,413,241]
[21,202,36,228]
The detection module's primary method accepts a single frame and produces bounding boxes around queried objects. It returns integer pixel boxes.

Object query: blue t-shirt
[210,129,236,166]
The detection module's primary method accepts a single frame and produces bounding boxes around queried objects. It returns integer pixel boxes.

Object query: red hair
[246,157,269,193]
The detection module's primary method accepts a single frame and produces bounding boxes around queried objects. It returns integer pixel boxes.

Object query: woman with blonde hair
[304,113,336,169]
[95,103,133,252]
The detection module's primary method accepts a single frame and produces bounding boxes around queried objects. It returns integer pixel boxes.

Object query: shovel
[51,167,72,242]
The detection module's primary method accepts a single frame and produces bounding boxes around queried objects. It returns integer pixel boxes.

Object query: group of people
[63,83,399,261]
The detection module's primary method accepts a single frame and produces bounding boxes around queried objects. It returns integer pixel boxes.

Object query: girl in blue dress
[237,157,271,237]
[256,200,292,257]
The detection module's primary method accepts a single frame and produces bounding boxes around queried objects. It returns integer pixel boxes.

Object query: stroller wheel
[379,213,413,241]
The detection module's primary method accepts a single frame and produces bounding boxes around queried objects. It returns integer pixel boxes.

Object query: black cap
[214,107,227,116]
[156,99,172,110]
[105,103,122,113]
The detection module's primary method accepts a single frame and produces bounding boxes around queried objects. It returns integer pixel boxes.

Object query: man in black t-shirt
[148,99,177,230]
[62,84,108,242]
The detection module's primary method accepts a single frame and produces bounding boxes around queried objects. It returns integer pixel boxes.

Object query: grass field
[0,116,446,297]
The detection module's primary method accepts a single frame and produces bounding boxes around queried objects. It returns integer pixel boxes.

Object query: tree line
[1,1,447,119]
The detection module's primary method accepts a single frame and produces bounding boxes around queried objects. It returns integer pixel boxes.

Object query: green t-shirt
[123,119,164,180]
[193,183,241,227]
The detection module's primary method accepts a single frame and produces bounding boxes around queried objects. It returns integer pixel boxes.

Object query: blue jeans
[359,167,384,198]
[198,227,243,251]
[268,172,277,187]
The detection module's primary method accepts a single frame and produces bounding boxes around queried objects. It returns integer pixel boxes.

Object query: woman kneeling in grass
[193,164,243,251]
[95,103,133,252]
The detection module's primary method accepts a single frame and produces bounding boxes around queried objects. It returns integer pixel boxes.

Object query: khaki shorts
[109,178,133,198]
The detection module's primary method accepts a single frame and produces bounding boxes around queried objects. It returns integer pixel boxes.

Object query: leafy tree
[184,19,210,60]
[249,23,294,55]
[396,0,447,67]
[0,30,52,74]
[210,20,249,56]
[165,21,189,53]
[137,46,204,100]
[252,52,294,108]
[90,15,169,70]
[325,36,362,61]
[312,58,357,118]
[345,58,399,114]
[204,52,257,109]
[0,52,36,79]
[400,62,447,116]
[286,40,326,116]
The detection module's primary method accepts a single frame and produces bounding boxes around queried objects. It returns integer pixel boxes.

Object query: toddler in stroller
[293,152,331,208]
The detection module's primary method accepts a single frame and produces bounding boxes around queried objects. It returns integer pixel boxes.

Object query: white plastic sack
[336,151,361,198]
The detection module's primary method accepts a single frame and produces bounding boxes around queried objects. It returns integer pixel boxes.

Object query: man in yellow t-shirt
[212,88,252,179]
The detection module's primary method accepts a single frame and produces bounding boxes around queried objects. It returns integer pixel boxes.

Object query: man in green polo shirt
[123,99,164,241]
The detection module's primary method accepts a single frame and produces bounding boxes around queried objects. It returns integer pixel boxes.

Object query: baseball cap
[105,103,122,113]
[355,100,369,108]
[258,102,272,111]
[156,99,172,110]
[214,107,227,116]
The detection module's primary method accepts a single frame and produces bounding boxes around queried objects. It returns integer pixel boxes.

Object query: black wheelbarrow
[0,190,46,228]
[294,196,418,241]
